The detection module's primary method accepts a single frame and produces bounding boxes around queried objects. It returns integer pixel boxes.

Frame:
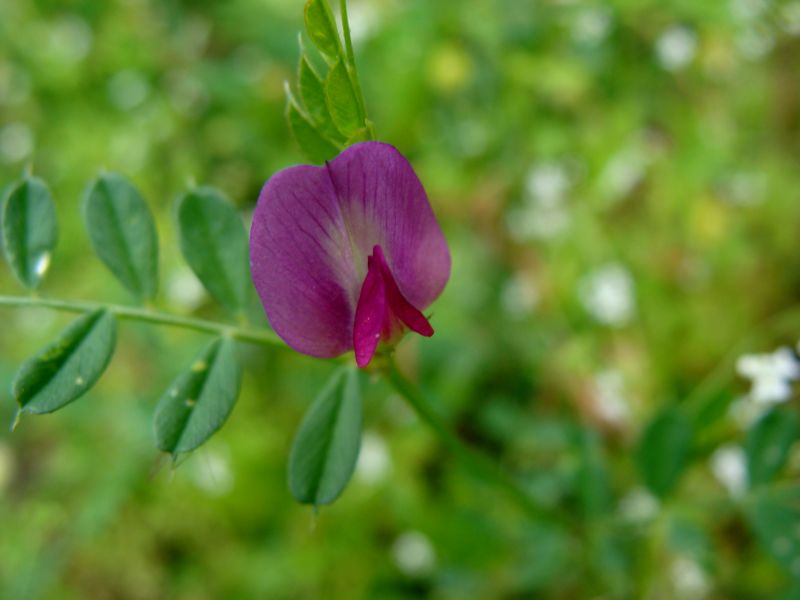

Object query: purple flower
[250,142,450,368]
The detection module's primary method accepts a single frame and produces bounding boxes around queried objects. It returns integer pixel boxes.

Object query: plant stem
[338,0,372,138]
[0,295,283,347]
[385,359,579,531]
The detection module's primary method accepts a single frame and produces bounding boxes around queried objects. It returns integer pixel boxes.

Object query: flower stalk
[385,358,579,531]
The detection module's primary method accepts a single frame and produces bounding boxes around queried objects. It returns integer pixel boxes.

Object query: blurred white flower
[719,171,766,206]
[781,2,800,35]
[190,447,234,496]
[571,7,613,45]
[166,267,207,311]
[593,369,630,426]
[0,122,34,164]
[500,274,539,319]
[618,487,659,522]
[730,0,769,21]
[525,162,570,207]
[736,25,775,60]
[506,161,576,242]
[107,69,150,111]
[671,555,710,599]
[736,347,799,404]
[392,531,436,577]
[710,444,747,497]
[578,263,636,327]
[48,15,92,63]
[598,144,649,201]
[356,431,391,485]
[656,26,698,71]
[506,205,571,241]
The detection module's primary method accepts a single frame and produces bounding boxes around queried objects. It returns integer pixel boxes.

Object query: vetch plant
[0,0,551,517]
[3,1,800,591]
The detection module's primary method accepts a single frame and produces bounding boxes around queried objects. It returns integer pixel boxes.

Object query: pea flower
[250,142,450,368]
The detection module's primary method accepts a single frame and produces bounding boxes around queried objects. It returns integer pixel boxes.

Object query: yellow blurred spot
[690,197,728,243]
[427,43,473,94]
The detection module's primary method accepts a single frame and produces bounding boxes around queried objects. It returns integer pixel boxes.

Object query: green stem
[0,295,283,347]
[386,359,578,531]
[338,0,372,138]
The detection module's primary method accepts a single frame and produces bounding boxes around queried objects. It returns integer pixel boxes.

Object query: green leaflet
[83,172,159,301]
[299,55,345,143]
[176,186,250,315]
[747,484,800,576]
[287,99,341,163]
[635,406,692,498]
[325,59,362,137]
[745,407,799,488]
[154,337,241,456]
[304,0,342,63]
[12,309,117,414]
[345,126,371,145]
[288,366,362,506]
[2,176,57,289]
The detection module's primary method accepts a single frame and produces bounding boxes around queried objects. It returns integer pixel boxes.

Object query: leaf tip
[9,410,21,433]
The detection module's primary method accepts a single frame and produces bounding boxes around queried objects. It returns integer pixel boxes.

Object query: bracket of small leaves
[1,172,249,460]
[287,0,374,163]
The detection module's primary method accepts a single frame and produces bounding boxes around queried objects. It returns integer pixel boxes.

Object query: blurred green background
[2,0,800,598]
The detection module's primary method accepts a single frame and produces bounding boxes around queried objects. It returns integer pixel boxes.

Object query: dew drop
[34,252,51,277]
[191,361,208,372]
[75,376,85,386]
[185,398,196,408]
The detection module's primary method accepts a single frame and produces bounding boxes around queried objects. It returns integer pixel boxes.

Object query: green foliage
[3,173,248,460]
[2,0,800,596]
[747,484,800,577]
[635,406,692,498]
[83,173,159,301]
[575,427,612,518]
[176,186,250,315]
[1,176,57,289]
[154,337,241,457]
[286,97,342,164]
[285,0,371,162]
[745,408,799,488]
[303,0,341,63]
[325,59,362,137]
[12,309,117,414]
[299,56,344,143]
[288,366,362,505]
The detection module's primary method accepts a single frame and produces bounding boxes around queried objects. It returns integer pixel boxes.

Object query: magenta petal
[325,143,451,311]
[353,255,385,368]
[250,165,357,358]
[372,246,433,338]
[250,141,450,360]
